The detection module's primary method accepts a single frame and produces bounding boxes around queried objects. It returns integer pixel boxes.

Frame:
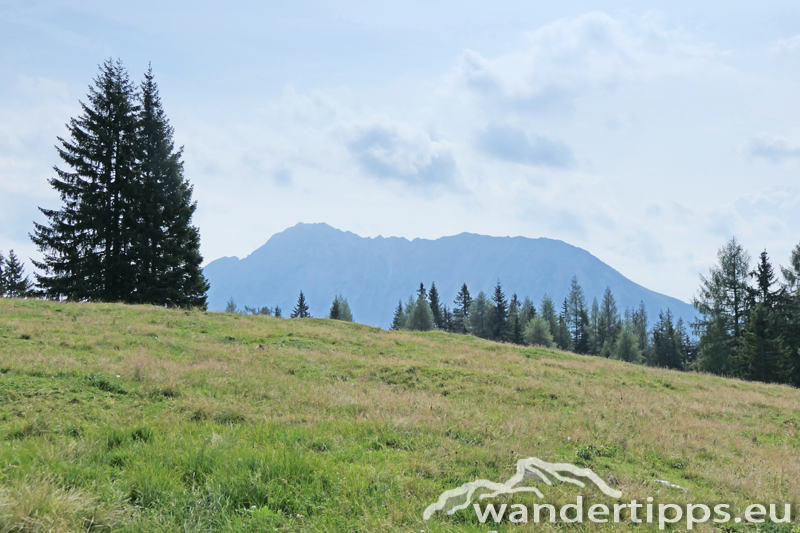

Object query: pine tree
[407,293,434,331]
[540,295,558,342]
[291,291,310,318]
[731,251,791,383]
[274,306,283,318]
[520,296,536,324]
[329,297,342,320]
[441,304,454,332]
[225,298,238,314]
[750,250,783,309]
[391,300,406,330]
[734,303,791,383]
[613,323,642,363]
[589,298,600,354]
[597,287,621,356]
[555,298,573,351]
[693,237,752,374]
[509,294,524,345]
[566,276,589,353]
[652,309,683,369]
[132,66,208,307]
[524,315,554,347]
[2,251,32,298]
[468,291,492,339]
[453,283,472,334]
[416,283,427,300]
[31,60,207,307]
[632,302,651,363]
[338,296,353,322]
[32,59,140,301]
[489,280,509,341]
[428,282,443,329]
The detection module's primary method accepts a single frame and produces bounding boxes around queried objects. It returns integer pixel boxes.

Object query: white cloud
[345,120,457,185]
[740,134,800,162]
[770,35,800,55]
[477,124,574,168]
[447,12,722,112]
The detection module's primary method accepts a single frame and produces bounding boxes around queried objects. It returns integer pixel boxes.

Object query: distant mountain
[203,223,697,328]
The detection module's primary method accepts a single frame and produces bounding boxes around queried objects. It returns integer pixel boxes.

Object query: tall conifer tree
[291,291,310,318]
[453,283,472,334]
[32,59,139,301]
[489,280,509,341]
[132,66,208,307]
[1,251,32,297]
[428,282,443,329]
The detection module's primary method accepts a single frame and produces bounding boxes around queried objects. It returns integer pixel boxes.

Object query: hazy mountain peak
[204,224,696,327]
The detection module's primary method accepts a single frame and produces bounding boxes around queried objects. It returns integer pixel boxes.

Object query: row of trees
[0,250,33,298]
[223,292,353,322]
[27,59,207,308]
[693,238,800,386]
[390,279,696,370]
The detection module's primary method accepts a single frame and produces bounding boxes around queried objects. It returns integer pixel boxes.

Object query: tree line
[224,291,353,322]
[389,278,695,369]
[693,238,800,386]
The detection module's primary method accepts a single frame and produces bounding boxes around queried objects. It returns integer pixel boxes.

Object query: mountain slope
[203,223,697,326]
[0,299,797,532]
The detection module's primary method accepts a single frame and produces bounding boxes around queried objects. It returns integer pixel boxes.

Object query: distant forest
[224,236,800,389]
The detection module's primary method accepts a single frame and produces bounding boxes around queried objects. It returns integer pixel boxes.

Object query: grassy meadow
[0,298,799,532]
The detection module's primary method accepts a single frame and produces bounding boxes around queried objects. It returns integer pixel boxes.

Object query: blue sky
[2,1,800,301]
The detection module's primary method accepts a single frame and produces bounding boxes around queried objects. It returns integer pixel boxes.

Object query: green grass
[0,298,799,531]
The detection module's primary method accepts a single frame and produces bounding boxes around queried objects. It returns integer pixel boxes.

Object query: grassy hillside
[0,299,798,532]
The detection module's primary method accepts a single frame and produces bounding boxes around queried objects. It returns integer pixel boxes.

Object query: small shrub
[86,374,127,395]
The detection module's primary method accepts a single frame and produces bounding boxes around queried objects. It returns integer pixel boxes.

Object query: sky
[2,0,800,303]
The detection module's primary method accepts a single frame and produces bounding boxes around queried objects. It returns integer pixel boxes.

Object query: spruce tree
[556,299,573,351]
[416,283,427,300]
[597,287,621,355]
[32,59,140,301]
[132,66,208,307]
[520,296,536,324]
[291,291,310,318]
[508,294,523,345]
[652,309,683,369]
[329,297,342,320]
[407,293,434,331]
[31,60,207,307]
[613,324,642,363]
[453,283,472,334]
[734,303,791,383]
[391,300,406,330]
[540,294,558,341]
[428,282,443,329]
[2,251,32,298]
[693,237,752,374]
[489,280,509,341]
[589,298,600,354]
[468,291,492,339]
[567,276,589,353]
[441,304,453,332]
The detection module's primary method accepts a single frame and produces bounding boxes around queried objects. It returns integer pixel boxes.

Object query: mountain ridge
[203,223,697,327]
